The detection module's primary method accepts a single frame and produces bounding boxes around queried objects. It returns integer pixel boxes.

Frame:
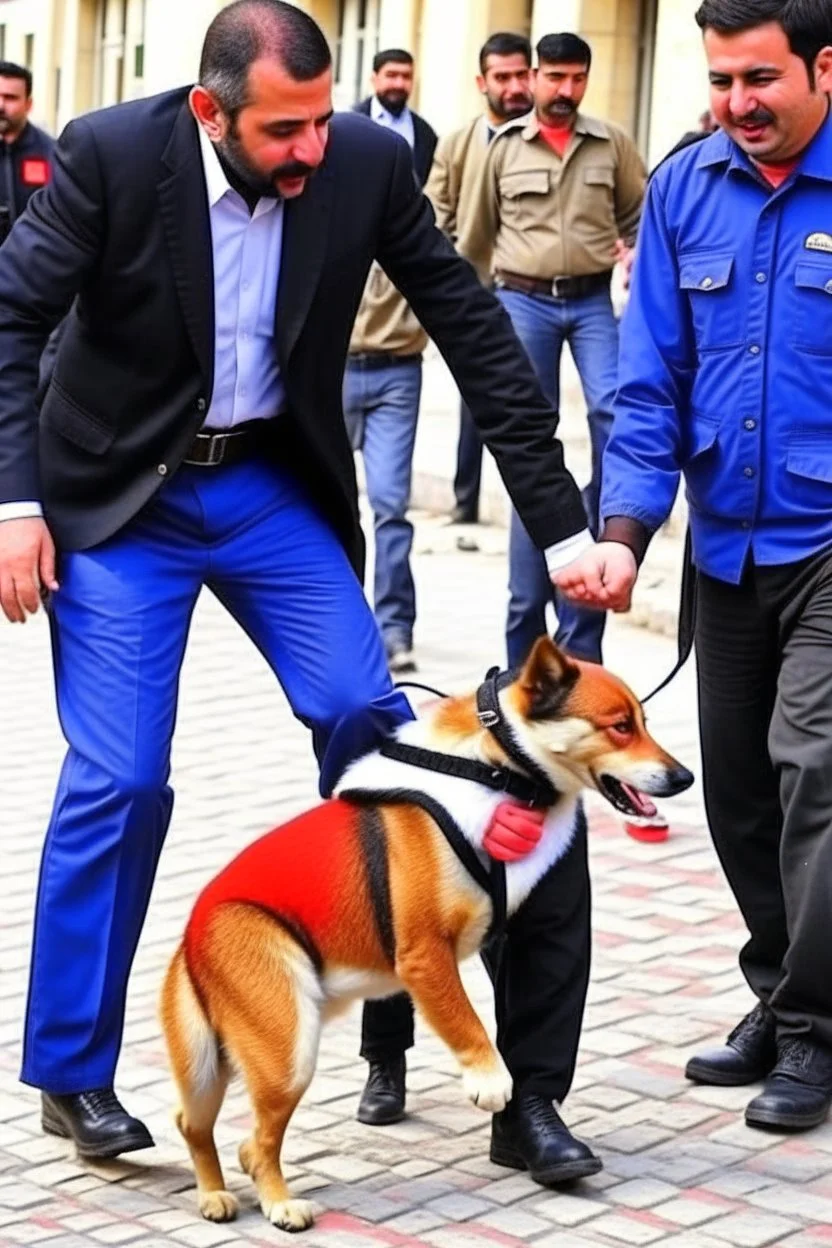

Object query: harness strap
[476,668,559,803]
[340,787,507,935]
[380,739,553,808]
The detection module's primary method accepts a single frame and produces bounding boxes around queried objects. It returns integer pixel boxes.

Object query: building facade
[0,0,708,171]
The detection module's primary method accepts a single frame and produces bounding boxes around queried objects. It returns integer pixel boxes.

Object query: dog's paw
[199,1190,239,1222]
[264,1198,316,1232]
[462,1057,513,1112]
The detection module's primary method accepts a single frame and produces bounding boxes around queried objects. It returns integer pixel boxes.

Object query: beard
[376,89,409,117]
[487,90,532,122]
[216,127,315,198]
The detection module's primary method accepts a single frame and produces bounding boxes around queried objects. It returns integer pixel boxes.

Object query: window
[24,33,34,69]
[0,26,6,60]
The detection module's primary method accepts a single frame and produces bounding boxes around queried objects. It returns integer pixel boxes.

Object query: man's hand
[613,238,636,290]
[0,518,59,623]
[483,801,546,863]
[552,541,637,613]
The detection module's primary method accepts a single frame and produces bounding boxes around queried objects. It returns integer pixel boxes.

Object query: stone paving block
[651,1197,732,1227]
[528,1192,606,1226]
[708,1211,802,1246]
[426,1193,493,1222]
[748,1149,832,1184]
[585,1212,673,1244]
[604,1178,680,1208]
[475,1205,552,1238]
[594,1124,676,1153]
[90,1225,153,1244]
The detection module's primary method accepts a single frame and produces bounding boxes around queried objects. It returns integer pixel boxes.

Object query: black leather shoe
[42,1089,154,1160]
[685,1002,777,1086]
[449,505,478,525]
[490,1093,602,1185]
[746,1038,832,1132]
[357,1056,406,1125]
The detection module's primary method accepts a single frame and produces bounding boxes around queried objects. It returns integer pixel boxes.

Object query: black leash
[641,529,698,705]
[379,739,554,808]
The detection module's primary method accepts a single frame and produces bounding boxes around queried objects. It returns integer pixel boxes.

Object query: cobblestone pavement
[2,515,830,1248]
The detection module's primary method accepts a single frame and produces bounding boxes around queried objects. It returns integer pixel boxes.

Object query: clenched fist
[552,541,637,614]
[0,517,59,623]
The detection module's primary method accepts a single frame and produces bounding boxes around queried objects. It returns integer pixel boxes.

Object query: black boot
[490,1093,602,1186]
[745,1038,832,1132]
[357,1055,406,1125]
[42,1089,154,1160]
[685,1002,777,1086]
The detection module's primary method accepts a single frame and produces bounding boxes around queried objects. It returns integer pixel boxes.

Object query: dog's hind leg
[159,946,236,1223]
[208,906,322,1233]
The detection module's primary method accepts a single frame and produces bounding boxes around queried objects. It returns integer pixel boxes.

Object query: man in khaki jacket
[426,32,533,525]
[459,31,646,673]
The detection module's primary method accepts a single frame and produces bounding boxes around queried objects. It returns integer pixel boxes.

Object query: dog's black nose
[664,764,694,796]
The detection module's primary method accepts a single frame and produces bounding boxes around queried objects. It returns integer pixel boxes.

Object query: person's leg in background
[22,478,208,1158]
[359,359,422,674]
[206,456,417,1126]
[498,288,564,669]
[451,399,483,524]
[555,288,619,664]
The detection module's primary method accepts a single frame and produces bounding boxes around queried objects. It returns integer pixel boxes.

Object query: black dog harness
[341,667,558,938]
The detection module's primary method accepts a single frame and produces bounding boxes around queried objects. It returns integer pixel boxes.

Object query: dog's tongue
[620,782,658,818]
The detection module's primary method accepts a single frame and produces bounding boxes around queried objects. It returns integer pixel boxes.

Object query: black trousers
[696,548,832,1046]
[360,805,591,1104]
[453,400,483,520]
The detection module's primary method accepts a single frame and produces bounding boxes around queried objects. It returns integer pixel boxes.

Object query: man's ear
[517,636,579,720]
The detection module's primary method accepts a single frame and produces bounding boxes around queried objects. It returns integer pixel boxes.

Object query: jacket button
[743,466,755,478]
[196,397,207,412]
[158,463,168,476]
[744,418,757,430]
[748,344,761,355]
[756,272,767,283]
[701,277,714,289]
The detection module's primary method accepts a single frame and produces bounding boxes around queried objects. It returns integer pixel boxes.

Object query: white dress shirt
[370,96,415,150]
[198,125,286,429]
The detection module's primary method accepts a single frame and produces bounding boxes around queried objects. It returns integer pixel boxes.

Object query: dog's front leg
[396,940,512,1111]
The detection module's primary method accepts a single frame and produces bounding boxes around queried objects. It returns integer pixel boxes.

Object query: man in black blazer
[0,0,598,1178]
[354,48,437,189]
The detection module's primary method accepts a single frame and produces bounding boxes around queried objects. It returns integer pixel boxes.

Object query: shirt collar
[197,122,233,207]
[696,107,832,184]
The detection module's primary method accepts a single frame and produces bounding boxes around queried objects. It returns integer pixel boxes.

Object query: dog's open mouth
[596,774,658,819]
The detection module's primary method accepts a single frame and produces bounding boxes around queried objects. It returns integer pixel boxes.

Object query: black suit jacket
[354,97,437,188]
[0,88,586,570]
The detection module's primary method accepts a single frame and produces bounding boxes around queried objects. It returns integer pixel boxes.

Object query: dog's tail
[160,944,226,1111]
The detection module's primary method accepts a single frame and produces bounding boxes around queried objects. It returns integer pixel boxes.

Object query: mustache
[271,160,315,181]
[731,107,775,126]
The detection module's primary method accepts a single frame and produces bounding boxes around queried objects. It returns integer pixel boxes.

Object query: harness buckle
[477,708,500,729]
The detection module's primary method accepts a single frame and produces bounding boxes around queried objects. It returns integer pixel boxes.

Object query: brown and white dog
[160,638,692,1232]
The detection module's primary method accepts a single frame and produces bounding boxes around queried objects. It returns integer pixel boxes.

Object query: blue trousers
[22,459,413,1093]
[499,287,618,668]
[343,357,421,651]
[453,400,483,521]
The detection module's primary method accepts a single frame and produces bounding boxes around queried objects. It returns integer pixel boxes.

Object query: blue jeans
[22,459,413,1092]
[453,399,483,520]
[344,357,422,650]
[499,287,618,667]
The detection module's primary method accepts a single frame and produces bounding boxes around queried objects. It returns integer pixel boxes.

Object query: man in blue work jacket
[555,0,832,1133]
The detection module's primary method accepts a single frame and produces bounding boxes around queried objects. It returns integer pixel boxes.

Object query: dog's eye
[608,720,633,741]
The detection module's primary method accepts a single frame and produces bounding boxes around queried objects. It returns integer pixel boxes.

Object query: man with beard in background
[0,62,55,246]
[426,32,534,527]
[354,49,437,186]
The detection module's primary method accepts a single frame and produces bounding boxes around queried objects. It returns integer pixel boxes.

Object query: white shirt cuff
[544,528,594,575]
[0,501,44,522]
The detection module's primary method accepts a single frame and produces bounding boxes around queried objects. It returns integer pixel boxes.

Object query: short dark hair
[479,32,532,76]
[536,32,592,70]
[0,61,32,97]
[695,0,832,81]
[372,48,414,73]
[199,0,331,122]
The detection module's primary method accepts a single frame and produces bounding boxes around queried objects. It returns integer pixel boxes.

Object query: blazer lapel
[276,165,334,368]
[158,101,215,396]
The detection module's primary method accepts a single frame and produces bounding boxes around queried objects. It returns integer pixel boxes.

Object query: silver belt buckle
[186,430,231,467]
[551,276,567,298]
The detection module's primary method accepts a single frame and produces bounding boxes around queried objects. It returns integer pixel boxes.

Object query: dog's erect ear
[517,637,580,720]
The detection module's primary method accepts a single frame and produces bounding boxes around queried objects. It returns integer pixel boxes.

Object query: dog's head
[504,637,694,816]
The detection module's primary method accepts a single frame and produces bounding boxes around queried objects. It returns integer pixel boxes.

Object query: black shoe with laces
[41,1088,155,1159]
[685,1001,777,1086]
[490,1093,602,1186]
[357,1055,406,1125]
[745,1037,832,1132]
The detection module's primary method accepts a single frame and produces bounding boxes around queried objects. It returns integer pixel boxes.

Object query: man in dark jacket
[0,61,55,243]
[354,48,437,187]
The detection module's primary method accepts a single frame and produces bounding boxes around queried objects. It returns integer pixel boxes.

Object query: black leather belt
[347,351,423,370]
[496,268,613,300]
[183,418,279,467]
